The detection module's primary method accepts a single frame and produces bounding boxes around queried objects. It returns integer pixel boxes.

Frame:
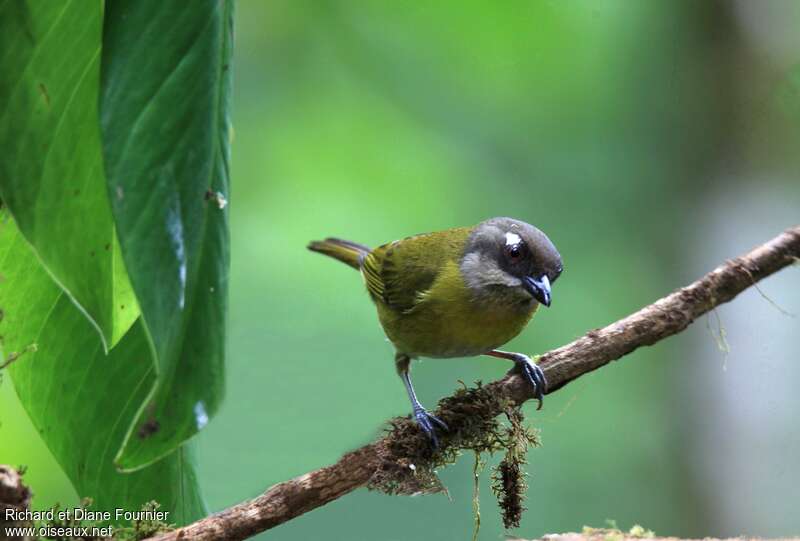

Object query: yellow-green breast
[361,228,538,358]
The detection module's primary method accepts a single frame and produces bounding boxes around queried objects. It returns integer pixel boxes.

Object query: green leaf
[100,1,233,470]
[0,0,138,350]
[0,211,206,524]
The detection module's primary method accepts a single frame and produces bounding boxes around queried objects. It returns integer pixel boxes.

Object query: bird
[308,217,563,446]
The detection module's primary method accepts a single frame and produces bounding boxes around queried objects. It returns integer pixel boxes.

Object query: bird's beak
[523,274,551,307]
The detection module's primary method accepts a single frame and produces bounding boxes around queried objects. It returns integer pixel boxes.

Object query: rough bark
[145,225,800,541]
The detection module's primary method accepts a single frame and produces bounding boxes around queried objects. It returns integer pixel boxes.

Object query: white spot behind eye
[505,232,521,246]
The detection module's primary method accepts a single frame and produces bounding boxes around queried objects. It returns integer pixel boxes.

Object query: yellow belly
[374,263,538,358]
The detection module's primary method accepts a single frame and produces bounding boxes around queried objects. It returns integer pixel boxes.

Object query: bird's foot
[412,407,448,448]
[509,353,547,409]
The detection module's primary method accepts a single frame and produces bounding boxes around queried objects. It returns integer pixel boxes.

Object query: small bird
[308,217,563,446]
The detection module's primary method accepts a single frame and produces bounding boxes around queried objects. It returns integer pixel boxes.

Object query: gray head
[460,217,563,306]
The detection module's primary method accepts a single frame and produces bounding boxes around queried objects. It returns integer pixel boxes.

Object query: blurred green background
[2,1,799,539]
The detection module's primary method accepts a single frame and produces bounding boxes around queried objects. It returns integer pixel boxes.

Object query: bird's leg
[485,350,547,409]
[396,353,448,447]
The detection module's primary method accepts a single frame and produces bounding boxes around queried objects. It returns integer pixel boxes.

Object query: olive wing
[361,227,471,312]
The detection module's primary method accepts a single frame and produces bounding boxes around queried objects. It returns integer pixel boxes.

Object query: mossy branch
[146,226,800,541]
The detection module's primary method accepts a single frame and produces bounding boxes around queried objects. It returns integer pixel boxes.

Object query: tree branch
[150,226,800,541]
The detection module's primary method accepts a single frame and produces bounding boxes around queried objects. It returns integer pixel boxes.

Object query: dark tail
[307,237,370,270]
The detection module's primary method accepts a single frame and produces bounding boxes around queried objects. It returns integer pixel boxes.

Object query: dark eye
[505,243,524,262]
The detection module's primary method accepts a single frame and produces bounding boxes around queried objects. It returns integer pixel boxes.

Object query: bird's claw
[413,407,448,448]
[513,354,547,409]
